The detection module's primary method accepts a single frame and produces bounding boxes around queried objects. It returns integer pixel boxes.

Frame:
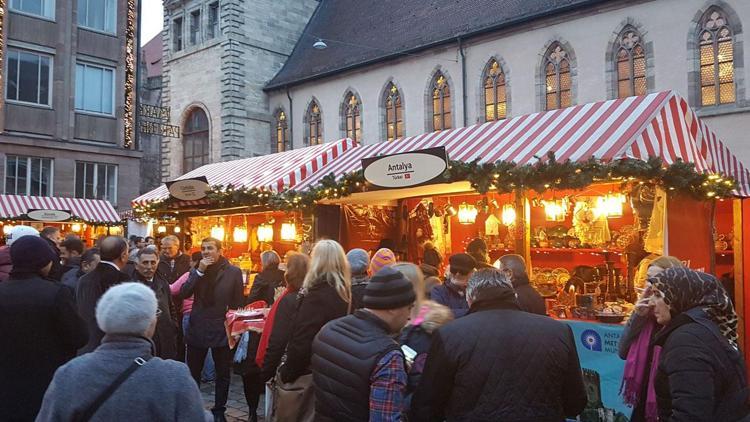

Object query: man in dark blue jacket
[430,253,475,318]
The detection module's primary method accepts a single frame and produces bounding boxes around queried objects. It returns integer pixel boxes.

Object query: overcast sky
[140,0,164,46]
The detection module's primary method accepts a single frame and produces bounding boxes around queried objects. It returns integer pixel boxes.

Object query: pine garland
[133,154,738,218]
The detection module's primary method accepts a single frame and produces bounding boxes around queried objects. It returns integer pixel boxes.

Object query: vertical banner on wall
[667,195,714,273]
[565,320,631,422]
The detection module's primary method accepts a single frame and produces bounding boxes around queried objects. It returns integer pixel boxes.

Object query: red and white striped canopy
[293,91,750,196]
[132,138,357,206]
[0,195,121,223]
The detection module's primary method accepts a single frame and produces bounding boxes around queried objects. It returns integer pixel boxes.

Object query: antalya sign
[362,146,448,189]
[26,209,72,222]
[166,176,210,201]
[139,104,180,138]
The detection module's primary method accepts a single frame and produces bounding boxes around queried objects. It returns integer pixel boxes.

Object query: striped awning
[293,91,750,196]
[0,195,121,223]
[132,138,357,207]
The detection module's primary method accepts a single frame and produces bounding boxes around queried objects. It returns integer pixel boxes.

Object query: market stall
[0,194,123,246]
[283,91,750,420]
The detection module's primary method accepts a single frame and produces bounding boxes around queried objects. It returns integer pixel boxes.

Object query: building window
[5,155,53,196]
[274,110,288,152]
[6,49,52,106]
[78,0,116,33]
[190,10,200,45]
[173,17,183,51]
[615,27,647,98]
[10,0,54,19]
[699,9,735,106]
[384,82,403,141]
[75,161,117,203]
[343,92,361,142]
[75,62,114,115]
[306,100,322,146]
[483,59,507,121]
[183,108,210,172]
[208,2,219,39]
[543,43,572,110]
[430,72,451,131]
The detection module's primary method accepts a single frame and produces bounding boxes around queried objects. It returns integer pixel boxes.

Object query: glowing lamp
[157,225,167,234]
[594,194,625,218]
[71,223,82,233]
[257,224,273,242]
[233,227,248,243]
[542,200,566,222]
[174,226,181,234]
[2,225,13,235]
[457,203,478,225]
[210,225,225,240]
[501,204,516,226]
[281,223,297,241]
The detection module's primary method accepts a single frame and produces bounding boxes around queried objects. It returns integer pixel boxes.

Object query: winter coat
[36,335,210,422]
[76,262,132,354]
[410,286,587,422]
[350,274,369,310]
[246,267,285,306]
[61,267,83,293]
[260,290,299,382]
[653,307,750,422]
[513,274,547,315]
[157,252,192,284]
[132,272,178,360]
[42,236,64,282]
[429,279,469,318]
[279,281,349,384]
[178,257,244,349]
[0,245,12,282]
[0,272,88,421]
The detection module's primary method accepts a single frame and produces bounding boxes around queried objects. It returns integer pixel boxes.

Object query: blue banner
[564,320,631,422]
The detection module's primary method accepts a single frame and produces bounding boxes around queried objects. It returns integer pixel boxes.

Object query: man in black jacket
[179,237,244,422]
[131,248,178,359]
[76,236,131,354]
[0,235,88,421]
[410,268,587,422]
[498,254,547,315]
[40,226,65,281]
[157,235,192,284]
[312,267,416,421]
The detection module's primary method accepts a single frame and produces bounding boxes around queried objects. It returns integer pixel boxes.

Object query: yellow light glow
[257,224,273,242]
[174,226,181,233]
[233,227,248,243]
[281,223,297,241]
[210,225,225,240]
[457,203,478,225]
[157,225,167,233]
[71,223,82,233]
[542,200,566,222]
[501,204,516,226]
[2,225,14,235]
[594,194,626,218]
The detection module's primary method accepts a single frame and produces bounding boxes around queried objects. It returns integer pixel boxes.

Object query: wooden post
[733,199,747,362]
[513,190,531,268]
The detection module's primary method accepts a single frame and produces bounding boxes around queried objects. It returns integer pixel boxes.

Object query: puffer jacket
[0,246,11,282]
[410,286,587,422]
[653,307,750,422]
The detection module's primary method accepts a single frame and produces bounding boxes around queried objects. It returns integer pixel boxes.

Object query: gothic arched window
[183,108,209,172]
[383,82,403,141]
[543,43,572,110]
[343,92,361,142]
[274,109,288,152]
[698,9,735,106]
[306,100,322,145]
[483,59,507,121]
[430,72,451,131]
[615,27,647,98]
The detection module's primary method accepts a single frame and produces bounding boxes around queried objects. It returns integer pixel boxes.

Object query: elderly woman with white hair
[246,250,285,306]
[36,283,210,421]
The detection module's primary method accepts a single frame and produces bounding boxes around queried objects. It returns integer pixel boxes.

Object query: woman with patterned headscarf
[648,267,749,421]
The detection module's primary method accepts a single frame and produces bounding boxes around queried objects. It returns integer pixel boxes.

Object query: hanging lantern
[594,194,625,218]
[173,226,181,234]
[233,226,248,243]
[501,204,517,226]
[71,223,82,233]
[157,225,167,234]
[281,223,297,241]
[2,225,14,235]
[210,225,225,240]
[542,200,567,222]
[257,224,273,242]
[457,202,478,225]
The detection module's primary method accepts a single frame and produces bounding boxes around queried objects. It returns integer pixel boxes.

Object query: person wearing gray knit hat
[347,248,371,310]
[312,266,416,420]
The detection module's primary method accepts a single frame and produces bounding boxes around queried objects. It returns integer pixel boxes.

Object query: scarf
[649,267,739,348]
[620,317,660,421]
[195,256,228,307]
[255,287,295,367]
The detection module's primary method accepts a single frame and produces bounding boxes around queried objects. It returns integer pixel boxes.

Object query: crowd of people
[0,226,748,422]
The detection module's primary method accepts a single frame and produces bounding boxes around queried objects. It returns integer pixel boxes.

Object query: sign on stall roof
[362,146,448,189]
[166,176,210,201]
[26,209,72,222]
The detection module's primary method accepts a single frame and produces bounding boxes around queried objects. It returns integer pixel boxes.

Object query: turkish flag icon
[405,173,411,179]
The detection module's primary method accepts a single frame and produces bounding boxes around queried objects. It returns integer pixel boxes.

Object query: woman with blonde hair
[279,240,351,384]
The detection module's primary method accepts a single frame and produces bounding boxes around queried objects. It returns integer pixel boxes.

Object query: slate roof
[265,0,615,90]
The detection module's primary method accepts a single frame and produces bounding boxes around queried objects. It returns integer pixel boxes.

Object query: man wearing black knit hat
[312,266,416,421]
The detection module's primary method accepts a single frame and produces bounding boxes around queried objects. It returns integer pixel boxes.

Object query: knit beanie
[10,235,56,273]
[347,248,370,275]
[362,266,416,310]
[370,248,396,274]
[96,282,157,336]
[6,225,39,246]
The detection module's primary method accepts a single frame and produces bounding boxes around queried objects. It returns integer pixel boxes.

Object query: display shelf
[531,247,624,255]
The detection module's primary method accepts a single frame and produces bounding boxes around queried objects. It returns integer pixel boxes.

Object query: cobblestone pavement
[199,374,264,422]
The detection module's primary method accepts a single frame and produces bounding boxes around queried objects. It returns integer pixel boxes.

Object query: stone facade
[0,0,141,208]
[266,0,750,166]
[160,0,317,180]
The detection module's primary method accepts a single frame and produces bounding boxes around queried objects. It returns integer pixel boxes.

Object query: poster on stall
[564,320,631,422]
